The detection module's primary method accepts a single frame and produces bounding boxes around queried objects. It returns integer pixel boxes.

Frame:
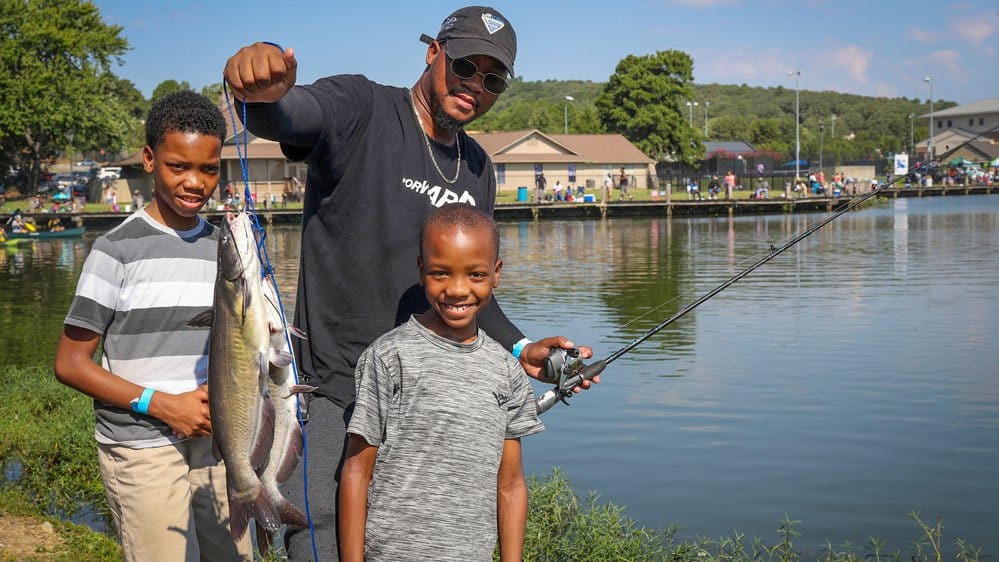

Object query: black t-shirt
[263,75,522,405]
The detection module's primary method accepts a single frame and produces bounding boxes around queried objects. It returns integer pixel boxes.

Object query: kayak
[7,226,86,239]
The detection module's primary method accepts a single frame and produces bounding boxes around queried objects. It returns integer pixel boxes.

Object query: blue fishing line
[223,83,320,562]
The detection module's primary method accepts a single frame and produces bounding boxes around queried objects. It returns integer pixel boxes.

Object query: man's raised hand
[224,42,298,103]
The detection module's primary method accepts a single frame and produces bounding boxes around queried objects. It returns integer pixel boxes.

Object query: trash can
[517,186,528,202]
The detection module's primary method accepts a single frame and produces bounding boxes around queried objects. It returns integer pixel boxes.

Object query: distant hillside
[472,78,958,162]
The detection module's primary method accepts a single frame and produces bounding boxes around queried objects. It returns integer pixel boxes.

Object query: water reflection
[4,196,999,554]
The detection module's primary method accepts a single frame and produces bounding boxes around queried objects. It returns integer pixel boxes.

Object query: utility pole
[563,95,574,135]
[703,101,709,137]
[789,69,801,185]
[924,76,934,161]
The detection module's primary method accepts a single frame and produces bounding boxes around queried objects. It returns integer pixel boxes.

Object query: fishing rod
[536,125,999,414]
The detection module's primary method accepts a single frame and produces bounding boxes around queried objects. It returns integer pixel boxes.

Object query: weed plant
[0,365,105,518]
[0,365,990,561]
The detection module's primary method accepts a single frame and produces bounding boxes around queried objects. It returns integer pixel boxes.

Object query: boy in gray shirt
[339,203,544,561]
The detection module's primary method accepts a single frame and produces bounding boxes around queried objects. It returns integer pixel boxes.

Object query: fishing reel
[535,348,607,415]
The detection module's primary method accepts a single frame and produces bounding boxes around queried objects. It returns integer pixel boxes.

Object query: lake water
[3,195,997,555]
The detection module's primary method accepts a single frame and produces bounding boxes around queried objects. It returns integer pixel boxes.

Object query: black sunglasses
[443,47,509,95]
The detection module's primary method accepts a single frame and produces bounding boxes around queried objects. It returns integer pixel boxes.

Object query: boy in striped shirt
[54,91,251,561]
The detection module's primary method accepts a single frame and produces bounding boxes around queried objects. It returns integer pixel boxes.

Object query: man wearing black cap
[224,6,594,560]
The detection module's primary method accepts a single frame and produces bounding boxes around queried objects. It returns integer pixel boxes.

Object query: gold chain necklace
[409,90,461,184]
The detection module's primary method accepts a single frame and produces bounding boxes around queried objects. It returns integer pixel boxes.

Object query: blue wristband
[131,388,155,415]
[512,338,531,359]
[261,41,284,52]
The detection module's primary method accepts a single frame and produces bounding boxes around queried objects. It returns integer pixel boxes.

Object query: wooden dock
[3,185,994,231]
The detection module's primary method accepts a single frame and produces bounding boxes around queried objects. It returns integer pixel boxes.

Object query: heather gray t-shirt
[348,316,544,560]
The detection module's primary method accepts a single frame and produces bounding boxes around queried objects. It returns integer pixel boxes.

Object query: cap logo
[439,15,457,34]
[481,13,505,34]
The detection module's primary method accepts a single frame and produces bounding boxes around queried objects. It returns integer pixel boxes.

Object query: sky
[92,0,999,105]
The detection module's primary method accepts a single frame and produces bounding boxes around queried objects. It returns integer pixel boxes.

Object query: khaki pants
[98,437,253,562]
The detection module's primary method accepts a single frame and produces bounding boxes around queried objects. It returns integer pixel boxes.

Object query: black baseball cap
[422,6,517,76]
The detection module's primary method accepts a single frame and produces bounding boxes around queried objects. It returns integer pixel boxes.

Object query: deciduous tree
[595,50,702,166]
[151,79,192,103]
[0,0,130,191]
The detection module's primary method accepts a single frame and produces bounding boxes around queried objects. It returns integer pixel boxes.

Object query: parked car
[97,166,121,180]
[52,174,75,187]
[75,159,97,167]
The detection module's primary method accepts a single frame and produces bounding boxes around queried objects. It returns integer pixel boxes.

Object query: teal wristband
[512,338,531,359]
[131,388,155,415]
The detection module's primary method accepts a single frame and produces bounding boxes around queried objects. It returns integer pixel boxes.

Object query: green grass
[0,198,307,216]
[1,364,990,561]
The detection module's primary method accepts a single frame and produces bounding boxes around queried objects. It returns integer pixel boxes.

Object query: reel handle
[535,348,607,415]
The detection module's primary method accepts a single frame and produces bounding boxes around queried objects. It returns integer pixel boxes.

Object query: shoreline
[2,184,994,231]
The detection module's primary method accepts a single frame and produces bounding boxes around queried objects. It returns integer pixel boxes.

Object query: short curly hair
[145,90,226,150]
[420,203,499,261]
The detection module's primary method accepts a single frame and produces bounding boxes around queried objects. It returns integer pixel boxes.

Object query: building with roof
[469,129,655,197]
[111,99,656,205]
[918,97,999,164]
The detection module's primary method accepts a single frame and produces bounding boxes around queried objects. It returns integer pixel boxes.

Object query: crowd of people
[534,167,633,203]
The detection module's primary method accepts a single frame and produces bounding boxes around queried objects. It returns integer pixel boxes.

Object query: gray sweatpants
[282,397,351,562]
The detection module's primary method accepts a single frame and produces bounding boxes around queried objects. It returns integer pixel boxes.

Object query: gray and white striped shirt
[65,209,217,448]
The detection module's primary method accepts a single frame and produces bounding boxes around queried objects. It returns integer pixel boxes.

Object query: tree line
[1,1,953,194]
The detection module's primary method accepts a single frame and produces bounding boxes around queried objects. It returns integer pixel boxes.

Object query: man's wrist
[511,338,531,359]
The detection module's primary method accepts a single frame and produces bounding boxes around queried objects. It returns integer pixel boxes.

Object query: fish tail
[275,494,310,529]
[228,494,252,540]
[229,491,281,539]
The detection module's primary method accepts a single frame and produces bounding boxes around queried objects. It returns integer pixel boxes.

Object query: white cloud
[949,20,995,45]
[906,27,936,43]
[695,48,788,84]
[819,45,872,84]
[927,49,963,75]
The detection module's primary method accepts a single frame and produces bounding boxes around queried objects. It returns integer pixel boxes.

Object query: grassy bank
[1,365,989,561]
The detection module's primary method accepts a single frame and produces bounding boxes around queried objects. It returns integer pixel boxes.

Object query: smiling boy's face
[417,223,501,344]
[143,130,221,231]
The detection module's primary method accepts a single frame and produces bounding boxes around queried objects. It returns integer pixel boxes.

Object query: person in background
[535,172,547,202]
[707,175,720,200]
[618,167,633,200]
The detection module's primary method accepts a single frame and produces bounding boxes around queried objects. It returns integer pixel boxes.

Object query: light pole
[685,101,698,129]
[67,130,74,179]
[923,76,934,161]
[818,121,825,173]
[703,101,710,137]
[789,69,801,184]
[908,113,915,157]
[830,114,837,166]
[563,95,574,134]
